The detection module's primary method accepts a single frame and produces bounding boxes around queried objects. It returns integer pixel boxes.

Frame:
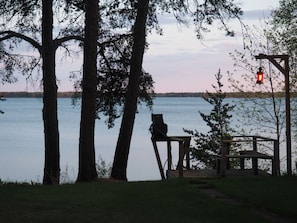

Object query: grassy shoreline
[1,177,296,223]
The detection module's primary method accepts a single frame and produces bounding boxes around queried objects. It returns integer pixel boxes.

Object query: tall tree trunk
[111,0,149,181]
[42,0,60,185]
[76,0,99,182]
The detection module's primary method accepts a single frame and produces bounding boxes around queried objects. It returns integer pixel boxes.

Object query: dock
[167,169,272,179]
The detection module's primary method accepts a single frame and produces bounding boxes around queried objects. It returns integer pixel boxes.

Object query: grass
[210,176,297,222]
[0,177,296,222]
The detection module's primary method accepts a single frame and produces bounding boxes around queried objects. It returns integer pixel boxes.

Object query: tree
[0,0,243,182]
[76,0,99,182]
[157,0,242,38]
[111,0,149,181]
[0,0,154,183]
[269,0,297,144]
[66,1,156,127]
[41,0,60,185]
[0,0,84,184]
[184,70,235,169]
[269,0,297,86]
[228,27,284,137]
[111,0,243,181]
[68,0,154,181]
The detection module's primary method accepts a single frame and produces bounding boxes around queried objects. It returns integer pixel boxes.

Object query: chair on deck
[150,114,191,179]
[150,114,168,140]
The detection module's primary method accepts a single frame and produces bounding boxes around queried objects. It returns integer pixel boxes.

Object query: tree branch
[100,33,132,47]
[0,30,42,53]
[53,35,84,50]
[54,33,132,51]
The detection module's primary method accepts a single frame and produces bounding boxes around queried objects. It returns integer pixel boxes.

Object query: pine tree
[184,70,235,169]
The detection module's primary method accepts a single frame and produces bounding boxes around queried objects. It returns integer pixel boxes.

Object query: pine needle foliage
[184,70,235,168]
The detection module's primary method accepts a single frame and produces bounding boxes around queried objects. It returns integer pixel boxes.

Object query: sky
[0,0,280,93]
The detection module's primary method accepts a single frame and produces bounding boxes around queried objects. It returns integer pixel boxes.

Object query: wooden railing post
[273,139,280,176]
[185,137,191,170]
[178,140,184,178]
[252,136,258,175]
[220,140,229,177]
[167,141,172,171]
[151,138,166,180]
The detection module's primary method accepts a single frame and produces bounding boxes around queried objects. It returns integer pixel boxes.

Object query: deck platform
[167,169,271,179]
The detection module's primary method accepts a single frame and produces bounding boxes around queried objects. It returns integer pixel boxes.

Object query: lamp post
[255,54,291,176]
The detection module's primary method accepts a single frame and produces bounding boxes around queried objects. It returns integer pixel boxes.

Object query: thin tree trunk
[76,0,99,182]
[111,0,149,181]
[42,0,60,185]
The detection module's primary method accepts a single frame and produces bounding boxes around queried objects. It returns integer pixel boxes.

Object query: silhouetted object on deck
[150,114,168,140]
[150,114,191,179]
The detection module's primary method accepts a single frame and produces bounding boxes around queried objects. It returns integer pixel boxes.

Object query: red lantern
[256,67,264,84]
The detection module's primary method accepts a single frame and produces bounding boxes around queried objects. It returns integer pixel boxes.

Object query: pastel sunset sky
[1,0,280,93]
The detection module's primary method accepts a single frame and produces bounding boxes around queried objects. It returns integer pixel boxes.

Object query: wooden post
[240,157,245,170]
[220,141,229,177]
[273,139,280,176]
[186,148,190,170]
[255,54,291,176]
[178,141,184,177]
[184,137,191,170]
[252,136,258,175]
[167,141,172,171]
[151,139,166,180]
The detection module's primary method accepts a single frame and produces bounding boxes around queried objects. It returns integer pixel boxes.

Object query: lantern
[256,67,264,84]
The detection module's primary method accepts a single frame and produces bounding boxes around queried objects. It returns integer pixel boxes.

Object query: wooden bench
[226,150,274,175]
[218,136,279,177]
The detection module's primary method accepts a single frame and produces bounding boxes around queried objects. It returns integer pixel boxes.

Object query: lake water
[0,97,290,182]
[0,97,212,182]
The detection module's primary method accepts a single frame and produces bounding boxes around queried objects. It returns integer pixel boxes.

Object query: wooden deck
[167,169,272,179]
[150,134,279,179]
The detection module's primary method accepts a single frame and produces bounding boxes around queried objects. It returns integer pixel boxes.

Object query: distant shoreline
[0,91,294,98]
[0,91,206,98]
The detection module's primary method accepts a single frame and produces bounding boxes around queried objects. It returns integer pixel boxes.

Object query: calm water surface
[0,97,210,182]
[1,97,279,182]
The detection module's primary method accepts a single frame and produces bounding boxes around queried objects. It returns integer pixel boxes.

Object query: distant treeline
[1,91,296,98]
[155,92,297,98]
[0,92,76,98]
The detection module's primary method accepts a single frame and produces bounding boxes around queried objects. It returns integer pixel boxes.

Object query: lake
[0,97,289,182]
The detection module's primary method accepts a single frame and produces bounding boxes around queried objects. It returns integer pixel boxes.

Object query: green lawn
[210,176,297,222]
[0,177,296,223]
